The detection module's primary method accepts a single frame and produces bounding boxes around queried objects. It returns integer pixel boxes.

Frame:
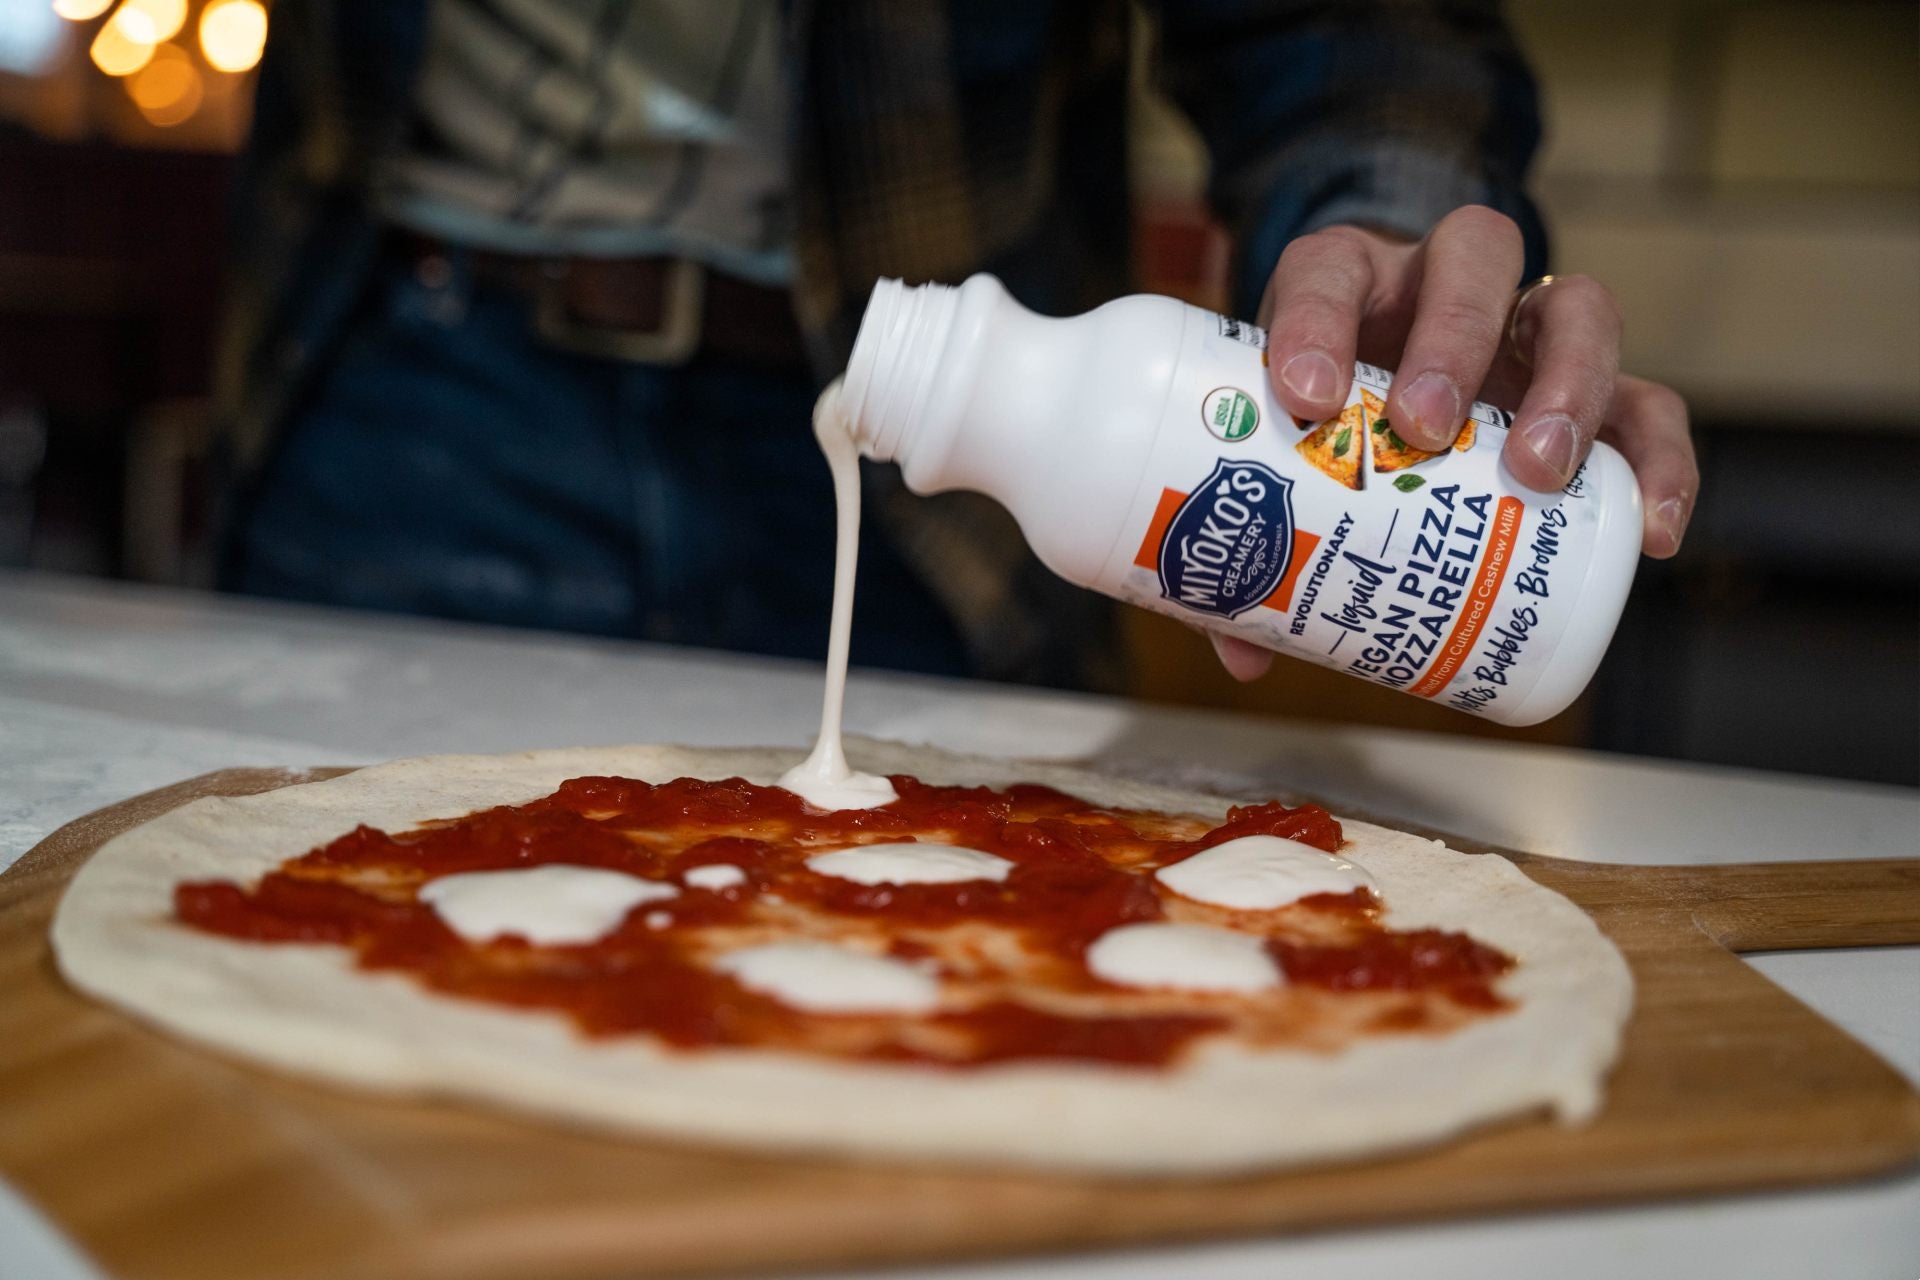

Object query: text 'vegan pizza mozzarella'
[1085,923,1282,993]
[1156,835,1374,910]
[419,866,678,945]
[806,843,1014,886]
[712,942,941,1014]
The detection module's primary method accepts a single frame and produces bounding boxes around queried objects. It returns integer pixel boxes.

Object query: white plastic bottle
[837,274,1642,726]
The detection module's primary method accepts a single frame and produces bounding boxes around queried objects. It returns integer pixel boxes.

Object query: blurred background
[0,1,1914,786]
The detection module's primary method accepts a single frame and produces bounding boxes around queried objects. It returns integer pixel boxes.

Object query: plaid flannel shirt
[219,0,1546,688]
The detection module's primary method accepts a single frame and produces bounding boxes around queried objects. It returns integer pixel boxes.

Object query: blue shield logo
[1157,460,1295,620]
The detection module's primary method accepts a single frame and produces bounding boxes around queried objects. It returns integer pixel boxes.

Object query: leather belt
[401,235,808,370]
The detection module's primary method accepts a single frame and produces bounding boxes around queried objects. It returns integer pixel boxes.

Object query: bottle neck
[840,278,962,466]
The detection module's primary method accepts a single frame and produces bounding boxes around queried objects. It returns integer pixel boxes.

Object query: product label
[1093,306,1613,721]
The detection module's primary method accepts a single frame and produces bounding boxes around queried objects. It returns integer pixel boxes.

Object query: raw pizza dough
[52,740,1633,1176]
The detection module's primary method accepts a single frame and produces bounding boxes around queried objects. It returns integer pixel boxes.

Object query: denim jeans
[222,246,971,676]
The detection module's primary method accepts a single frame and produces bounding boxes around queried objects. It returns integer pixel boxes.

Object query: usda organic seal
[1202,387,1260,442]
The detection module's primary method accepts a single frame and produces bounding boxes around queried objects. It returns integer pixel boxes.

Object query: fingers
[1596,375,1698,557]
[1387,206,1526,450]
[1209,632,1274,682]
[1500,274,1623,492]
[1262,228,1378,423]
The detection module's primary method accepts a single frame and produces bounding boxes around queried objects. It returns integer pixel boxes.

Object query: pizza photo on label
[1365,390,1485,480]
[1364,389,1437,475]
[1293,399,1367,491]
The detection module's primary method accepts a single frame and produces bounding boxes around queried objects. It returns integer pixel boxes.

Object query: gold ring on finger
[1506,274,1559,369]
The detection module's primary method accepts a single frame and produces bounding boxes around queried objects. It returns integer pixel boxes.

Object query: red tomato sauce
[175,775,1512,1068]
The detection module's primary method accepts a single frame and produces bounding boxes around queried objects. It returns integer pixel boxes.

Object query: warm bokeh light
[107,3,156,45]
[197,0,264,74]
[117,0,188,45]
[52,0,115,20]
[126,40,202,126]
[89,12,154,76]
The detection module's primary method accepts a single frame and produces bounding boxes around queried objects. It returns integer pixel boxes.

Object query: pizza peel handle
[4,767,1919,1280]
[1681,860,1920,951]
[1506,854,1920,952]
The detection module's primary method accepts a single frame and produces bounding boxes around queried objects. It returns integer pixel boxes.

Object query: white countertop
[2,568,1916,1280]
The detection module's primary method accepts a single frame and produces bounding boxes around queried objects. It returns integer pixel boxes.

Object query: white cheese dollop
[806,842,1013,886]
[1085,922,1281,993]
[778,769,900,812]
[682,863,748,891]
[1155,835,1373,910]
[711,942,941,1014]
[419,866,678,945]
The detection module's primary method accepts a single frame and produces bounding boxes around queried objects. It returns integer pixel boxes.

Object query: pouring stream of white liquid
[776,381,899,811]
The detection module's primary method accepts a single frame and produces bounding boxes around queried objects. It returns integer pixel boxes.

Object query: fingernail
[1520,414,1579,484]
[1653,496,1688,554]
[1398,373,1459,447]
[1280,351,1339,407]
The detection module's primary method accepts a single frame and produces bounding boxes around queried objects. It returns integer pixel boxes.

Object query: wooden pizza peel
[2,767,1916,1280]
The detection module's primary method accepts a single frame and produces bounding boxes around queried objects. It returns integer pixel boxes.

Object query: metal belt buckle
[533,257,705,365]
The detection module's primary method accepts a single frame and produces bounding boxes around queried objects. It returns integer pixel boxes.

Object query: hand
[1209,206,1698,683]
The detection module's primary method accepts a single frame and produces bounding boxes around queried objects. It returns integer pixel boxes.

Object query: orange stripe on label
[1259,530,1321,612]
[1133,489,1188,570]
[1410,496,1525,699]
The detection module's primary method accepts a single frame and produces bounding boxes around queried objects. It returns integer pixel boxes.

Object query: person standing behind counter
[214,1,1696,692]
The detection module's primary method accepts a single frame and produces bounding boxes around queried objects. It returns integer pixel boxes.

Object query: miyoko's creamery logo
[1154,460,1296,620]
[1202,386,1259,442]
